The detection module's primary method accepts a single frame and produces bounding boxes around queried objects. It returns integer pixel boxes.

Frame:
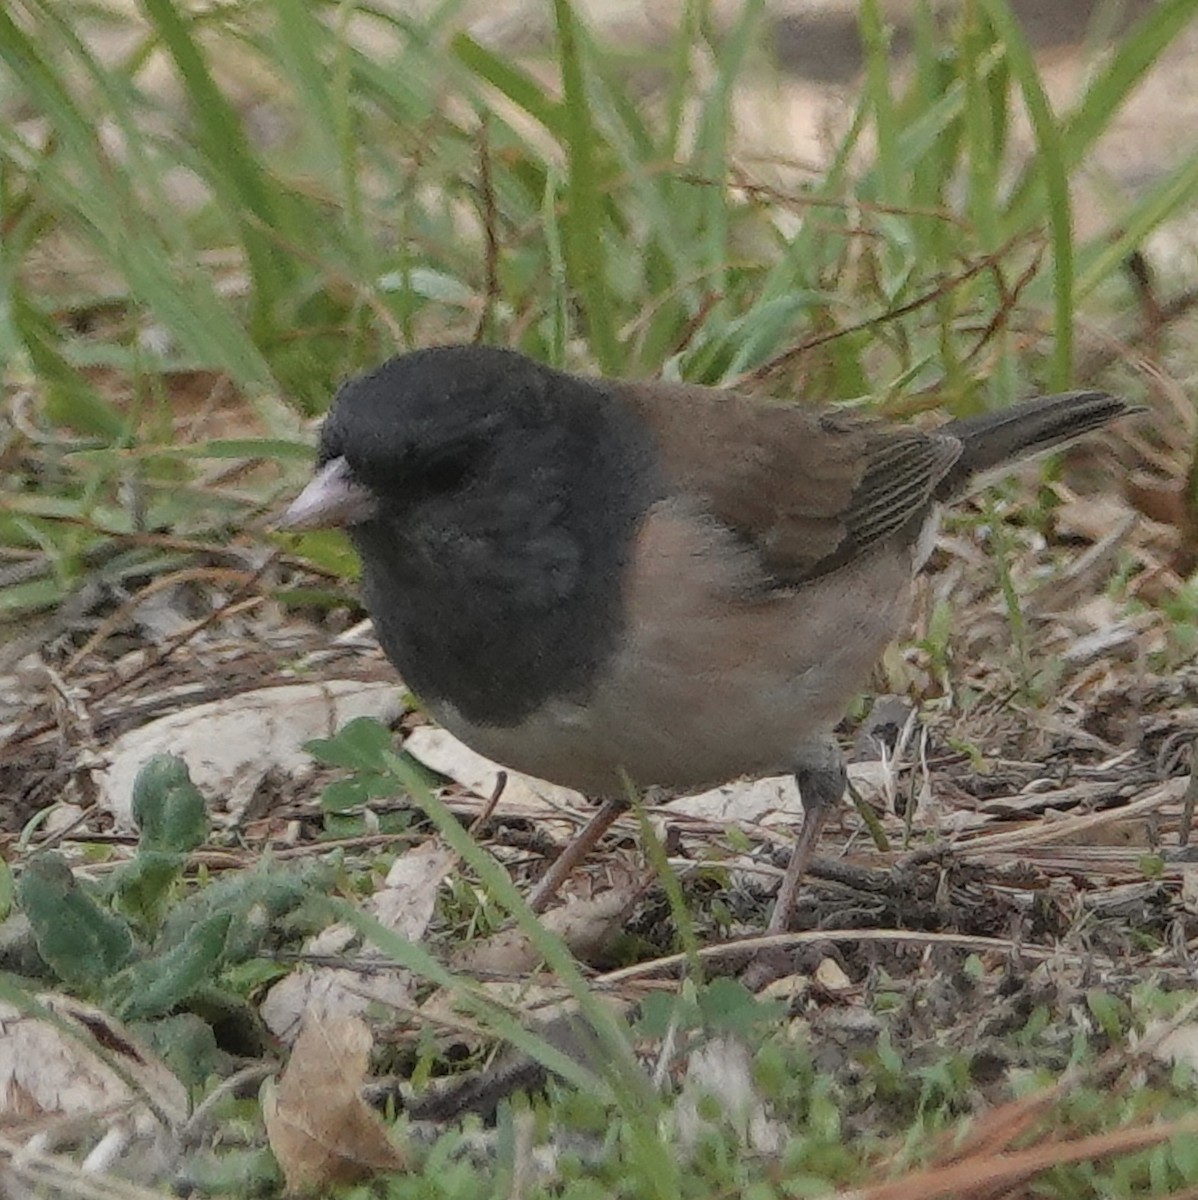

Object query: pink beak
[277,457,378,531]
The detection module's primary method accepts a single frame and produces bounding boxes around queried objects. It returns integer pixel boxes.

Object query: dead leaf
[663,762,879,828]
[452,888,639,975]
[259,968,412,1048]
[1054,492,1141,542]
[449,925,539,978]
[419,979,568,1044]
[1146,1021,1198,1073]
[1059,624,1141,666]
[815,958,853,994]
[662,775,800,825]
[98,680,405,827]
[260,841,454,1043]
[540,887,641,961]
[759,973,811,1002]
[674,1035,785,1156]
[263,1012,404,1194]
[1079,818,1155,847]
[1182,868,1198,915]
[1126,474,1185,528]
[403,726,581,817]
[371,841,457,939]
[0,995,187,1130]
[1027,513,1137,615]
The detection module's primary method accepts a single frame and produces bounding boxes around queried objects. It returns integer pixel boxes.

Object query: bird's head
[279,345,564,532]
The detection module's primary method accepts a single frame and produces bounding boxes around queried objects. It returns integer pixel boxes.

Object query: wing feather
[610,379,963,586]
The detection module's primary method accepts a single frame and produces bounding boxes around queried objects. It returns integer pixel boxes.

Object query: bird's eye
[416,443,482,495]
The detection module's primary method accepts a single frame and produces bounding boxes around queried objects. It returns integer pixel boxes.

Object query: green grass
[0,0,1193,611]
[12,738,1198,1199]
[3,1,1198,1196]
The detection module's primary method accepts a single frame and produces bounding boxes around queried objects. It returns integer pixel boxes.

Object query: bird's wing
[612,378,963,586]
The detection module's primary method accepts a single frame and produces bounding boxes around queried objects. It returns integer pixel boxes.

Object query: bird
[279,345,1135,934]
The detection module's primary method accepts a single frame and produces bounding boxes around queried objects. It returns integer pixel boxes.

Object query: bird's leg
[768,737,847,934]
[526,797,626,914]
[741,738,846,992]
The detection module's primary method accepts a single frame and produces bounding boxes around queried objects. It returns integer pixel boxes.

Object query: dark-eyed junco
[281,346,1134,929]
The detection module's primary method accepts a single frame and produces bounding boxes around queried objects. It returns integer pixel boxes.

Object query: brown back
[610,378,962,586]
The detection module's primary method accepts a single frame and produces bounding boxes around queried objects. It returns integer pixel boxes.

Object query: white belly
[428,535,916,797]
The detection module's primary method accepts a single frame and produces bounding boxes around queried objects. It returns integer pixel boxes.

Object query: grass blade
[552,0,620,371]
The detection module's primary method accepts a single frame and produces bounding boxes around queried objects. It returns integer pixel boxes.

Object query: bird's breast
[422,500,919,796]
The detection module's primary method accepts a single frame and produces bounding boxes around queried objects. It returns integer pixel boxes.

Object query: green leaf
[1086,989,1129,1044]
[111,850,186,933]
[133,438,316,461]
[319,778,370,814]
[222,957,290,995]
[131,754,209,853]
[0,859,13,921]
[159,859,326,964]
[18,854,136,989]
[9,290,130,441]
[635,990,698,1040]
[131,754,192,814]
[451,33,565,136]
[108,911,232,1020]
[140,1013,221,1089]
[138,0,300,326]
[305,716,394,771]
[551,0,620,371]
[272,530,362,581]
[977,0,1072,388]
[697,977,785,1035]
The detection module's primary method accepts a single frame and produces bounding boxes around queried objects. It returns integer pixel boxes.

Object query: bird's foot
[740,736,846,990]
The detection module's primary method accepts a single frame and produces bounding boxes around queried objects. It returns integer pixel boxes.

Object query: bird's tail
[938,390,1136,497]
